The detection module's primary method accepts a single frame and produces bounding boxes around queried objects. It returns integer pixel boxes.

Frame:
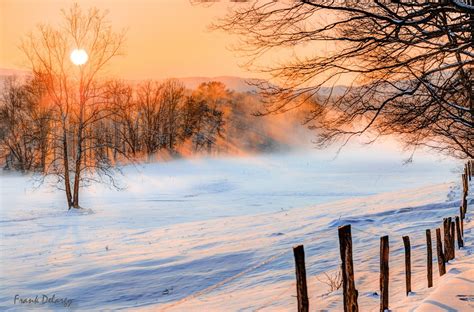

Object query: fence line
[160,159,472,311]
[317,160,472,312]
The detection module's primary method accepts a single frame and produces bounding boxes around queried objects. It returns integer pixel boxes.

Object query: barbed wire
[160,244,295,311]
[253,283,295,312]
[160,217,384,310]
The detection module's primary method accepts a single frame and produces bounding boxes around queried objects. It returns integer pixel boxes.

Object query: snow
[416,263,474,311]
[0,147,472,311]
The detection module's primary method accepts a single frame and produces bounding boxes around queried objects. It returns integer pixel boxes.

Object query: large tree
[213,0,473,159]
[21,4,125,209]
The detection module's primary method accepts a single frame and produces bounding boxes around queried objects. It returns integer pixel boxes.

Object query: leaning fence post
[380,236,389,312]
[338,225,359,312]
[455,216,463,248]
[462,173,468,216]
[426,229,433,288]
[450,221,455,259]
[443,218,448,260]
[402,236,411,295]
[293,245,309,312]
[436,228,446,276]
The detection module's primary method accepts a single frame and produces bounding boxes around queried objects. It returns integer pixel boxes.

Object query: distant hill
[0,68,261,93]
[176,76,348,98]
[0,68,29,78]
[0,68,348,97]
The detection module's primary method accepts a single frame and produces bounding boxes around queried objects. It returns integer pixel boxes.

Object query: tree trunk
[72,157,81,208]
[62,122,73,209]
[72,81,85,209]
[72,121,85,208]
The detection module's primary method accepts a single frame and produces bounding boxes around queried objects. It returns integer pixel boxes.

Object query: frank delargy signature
[14,294,73,308]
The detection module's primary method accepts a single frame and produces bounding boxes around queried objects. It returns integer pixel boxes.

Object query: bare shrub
[317,270,342,293]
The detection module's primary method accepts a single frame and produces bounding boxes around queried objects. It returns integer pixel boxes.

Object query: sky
[0,0,256,80]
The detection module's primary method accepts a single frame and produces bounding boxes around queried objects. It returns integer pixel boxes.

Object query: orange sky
[0,0,354,86]
[0,0,257,79]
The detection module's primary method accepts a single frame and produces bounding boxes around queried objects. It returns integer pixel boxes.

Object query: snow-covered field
[0,147,472,311]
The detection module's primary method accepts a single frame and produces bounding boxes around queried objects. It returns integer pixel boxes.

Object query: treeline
[0,76,302,172]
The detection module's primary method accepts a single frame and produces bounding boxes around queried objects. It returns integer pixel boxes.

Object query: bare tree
[106,80,141,158]
[136,80,165,157]
[1,77,35,171]
[194,81,231,109]
[187,83,225,153]
[214,0,474,159]
[135,79,187,158]
[0,76,52,172]
[21,4,125,209]
[25,76,52,172]
[160,79,186,151]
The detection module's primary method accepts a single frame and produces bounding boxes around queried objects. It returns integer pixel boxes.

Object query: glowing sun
[70,49,88,66]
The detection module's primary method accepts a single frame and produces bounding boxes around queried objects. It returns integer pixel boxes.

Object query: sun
[70,49,88,66]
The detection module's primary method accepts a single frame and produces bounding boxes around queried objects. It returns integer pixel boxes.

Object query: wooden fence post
[462,173,467,194]
[402,236,411,295]
[469,160,472,178]
[450,221,455,259]
[293,245,309,312]
[380,236,389,312]
[463,172,466,191]
[338,225,359,312]
[455,216,463,248]
[443,218,451,261]
[466,168,469,190]
[462,196,467,216]
[426,230,433,288]
[462,172,468,216]
[470,160,473,180]
[443,218,448,261]
[436,228,446,276]
[460,207,464,234]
